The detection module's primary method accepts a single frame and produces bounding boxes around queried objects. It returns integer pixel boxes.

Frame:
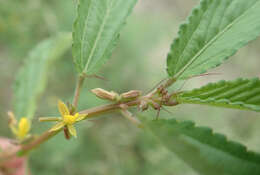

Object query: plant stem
[0,130,59,162]
[72,75,85,110]
[0,77,178,163]
[79,99,140,117]
[120,105,143,128]
[20,130,60,153]
[0,99,141,163]
[164,78,176,88]
[38,117,61,122]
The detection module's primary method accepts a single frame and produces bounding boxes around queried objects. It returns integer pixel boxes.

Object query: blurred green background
[1,0,260,174]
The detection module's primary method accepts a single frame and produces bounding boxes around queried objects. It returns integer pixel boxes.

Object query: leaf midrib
[83,1,111,74]
[80,0,92,71]
[174,1,259,79]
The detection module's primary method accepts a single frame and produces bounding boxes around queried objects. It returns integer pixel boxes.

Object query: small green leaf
[177,78,260,111]
[167,0,260,79]
[142,118,260,175]
[14,33,72,120]
[72,0,137,74]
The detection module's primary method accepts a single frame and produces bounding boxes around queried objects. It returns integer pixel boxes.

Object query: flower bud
[8,111,17,126]
[121,90,142,100]
[91,88,119,101]
[17,118,31,140]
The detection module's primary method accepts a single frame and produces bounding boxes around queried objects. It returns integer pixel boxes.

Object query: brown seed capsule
[121,90,142,100]
[91,88,119,101]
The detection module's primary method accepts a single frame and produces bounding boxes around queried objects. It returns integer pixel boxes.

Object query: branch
[0,82,179,163]
[0,99,141,163]
[119,104,143,127]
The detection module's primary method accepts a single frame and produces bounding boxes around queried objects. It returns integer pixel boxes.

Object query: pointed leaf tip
[167,0,260,80]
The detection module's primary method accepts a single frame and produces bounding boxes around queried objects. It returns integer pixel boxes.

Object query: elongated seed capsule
[91,88,119,101]
[121,90,142,100]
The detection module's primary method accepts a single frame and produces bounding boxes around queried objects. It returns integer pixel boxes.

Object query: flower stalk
[72,75,85,110]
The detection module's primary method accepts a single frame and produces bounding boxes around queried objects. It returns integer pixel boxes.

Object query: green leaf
[72,0,137,74]
[142,118,260,175]
[167,0,260,79]
[177,78,260,111]
[14,33,72,120]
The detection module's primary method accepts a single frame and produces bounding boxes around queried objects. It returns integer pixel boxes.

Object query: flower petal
[58,100,70,117]
[74,113,79,118]
[67,125,77,137]
[49,122,65,132]
[75,113,87,122]
[18,118,31,139]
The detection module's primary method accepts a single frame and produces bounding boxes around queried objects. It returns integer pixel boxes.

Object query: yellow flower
[40,100,87,138]
[8,112,31,140]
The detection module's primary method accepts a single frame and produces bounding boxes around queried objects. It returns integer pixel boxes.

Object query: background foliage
[1,0,260,174]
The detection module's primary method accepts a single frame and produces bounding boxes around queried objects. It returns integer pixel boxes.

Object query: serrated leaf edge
[177,78,260,111]
[167,0,260,79]
[145,118,260,163]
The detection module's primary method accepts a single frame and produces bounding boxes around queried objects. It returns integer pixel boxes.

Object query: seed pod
[91,88,119,101]
[121,90,142,100]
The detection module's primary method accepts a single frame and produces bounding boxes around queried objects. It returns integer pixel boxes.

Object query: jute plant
[1,0,260,174]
